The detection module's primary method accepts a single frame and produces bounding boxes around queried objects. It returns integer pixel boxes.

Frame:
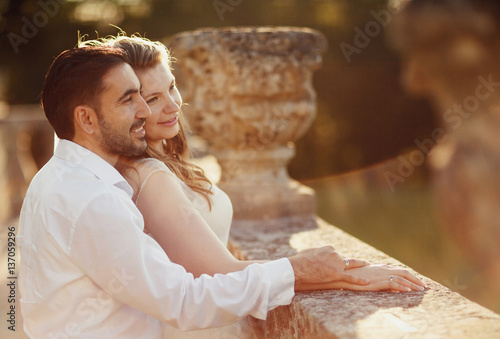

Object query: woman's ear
[73,105,98,135]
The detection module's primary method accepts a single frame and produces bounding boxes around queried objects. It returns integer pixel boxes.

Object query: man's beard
[97,117,147,157]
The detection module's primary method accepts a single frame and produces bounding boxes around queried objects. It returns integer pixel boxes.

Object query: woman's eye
[147,97,158,105]
[170,83,176,92]
[124,97,132,103]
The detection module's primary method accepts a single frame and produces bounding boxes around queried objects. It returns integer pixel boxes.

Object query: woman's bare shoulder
[127,158,168,174]
[130,158,176,183]
[119,158,174,196]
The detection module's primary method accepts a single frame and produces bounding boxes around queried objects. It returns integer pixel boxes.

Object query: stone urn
[168,27,327,220]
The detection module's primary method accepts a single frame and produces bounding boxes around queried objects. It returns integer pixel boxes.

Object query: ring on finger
[389,275,394,282]
[344,258,350,270]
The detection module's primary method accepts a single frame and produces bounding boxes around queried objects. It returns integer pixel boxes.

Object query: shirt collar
[54,139,134,198]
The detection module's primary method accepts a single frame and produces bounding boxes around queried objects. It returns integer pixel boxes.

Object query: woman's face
[136,60,182,152]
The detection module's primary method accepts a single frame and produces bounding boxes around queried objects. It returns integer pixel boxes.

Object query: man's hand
[288,246,371,290]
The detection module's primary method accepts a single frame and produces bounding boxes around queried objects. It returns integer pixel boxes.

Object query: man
[18,46,370,338]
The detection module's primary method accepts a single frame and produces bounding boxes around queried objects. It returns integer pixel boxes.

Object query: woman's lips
[159,114,178,127]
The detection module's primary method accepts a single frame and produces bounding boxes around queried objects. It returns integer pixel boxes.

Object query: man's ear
[73,105,98,135]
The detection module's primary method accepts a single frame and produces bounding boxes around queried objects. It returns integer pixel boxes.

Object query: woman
[80,34,425,334]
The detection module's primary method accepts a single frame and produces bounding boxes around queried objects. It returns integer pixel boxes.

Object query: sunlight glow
[73,1,124,24]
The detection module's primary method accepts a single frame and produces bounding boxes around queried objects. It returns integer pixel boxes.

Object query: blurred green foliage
[0,0,436,179]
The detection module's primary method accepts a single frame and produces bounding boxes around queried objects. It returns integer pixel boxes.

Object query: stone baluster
[0,104,53,224]
[169,27,327,220]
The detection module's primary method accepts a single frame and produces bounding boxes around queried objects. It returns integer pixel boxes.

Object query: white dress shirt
[18,139,295,339]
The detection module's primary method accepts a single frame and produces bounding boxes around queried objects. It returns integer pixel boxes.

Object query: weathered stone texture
[230,217,500,338]
[169,27,327,220]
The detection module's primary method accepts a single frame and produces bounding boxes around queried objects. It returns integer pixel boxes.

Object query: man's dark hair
[41,46,127,140]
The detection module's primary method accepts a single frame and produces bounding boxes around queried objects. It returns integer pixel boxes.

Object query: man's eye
[124,97,132,103]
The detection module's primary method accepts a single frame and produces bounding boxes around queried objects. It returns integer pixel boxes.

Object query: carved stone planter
[169,27,327,220]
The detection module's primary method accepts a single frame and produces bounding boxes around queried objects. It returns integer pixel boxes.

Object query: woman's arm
[135,168,259,278]
[132,164,426,291]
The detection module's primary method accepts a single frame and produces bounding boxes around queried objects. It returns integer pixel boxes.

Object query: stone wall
[228,216,500,338]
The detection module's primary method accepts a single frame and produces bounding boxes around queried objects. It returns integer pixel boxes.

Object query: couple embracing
[17,35,424,338]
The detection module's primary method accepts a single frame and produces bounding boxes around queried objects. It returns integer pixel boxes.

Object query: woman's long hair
[80,34,214,208]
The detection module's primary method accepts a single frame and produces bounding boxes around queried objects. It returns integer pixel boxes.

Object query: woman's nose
[163,95,180,114]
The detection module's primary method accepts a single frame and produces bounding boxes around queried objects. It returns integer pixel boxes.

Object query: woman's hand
[297,263,427,292]
[339,264,427,292]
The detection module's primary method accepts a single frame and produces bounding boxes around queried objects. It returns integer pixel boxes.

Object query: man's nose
[136,96,151,119]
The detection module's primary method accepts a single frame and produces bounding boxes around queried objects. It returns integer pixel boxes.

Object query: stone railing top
[229,216,500,338]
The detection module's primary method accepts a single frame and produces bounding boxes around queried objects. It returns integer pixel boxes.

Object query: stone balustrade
[227,216,500,338]
[168,26,500,338]
[0,104,53,224]
[1,26,499,339]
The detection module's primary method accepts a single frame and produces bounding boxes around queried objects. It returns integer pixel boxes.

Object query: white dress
[133,158,252,338]
[133,158,232,245]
